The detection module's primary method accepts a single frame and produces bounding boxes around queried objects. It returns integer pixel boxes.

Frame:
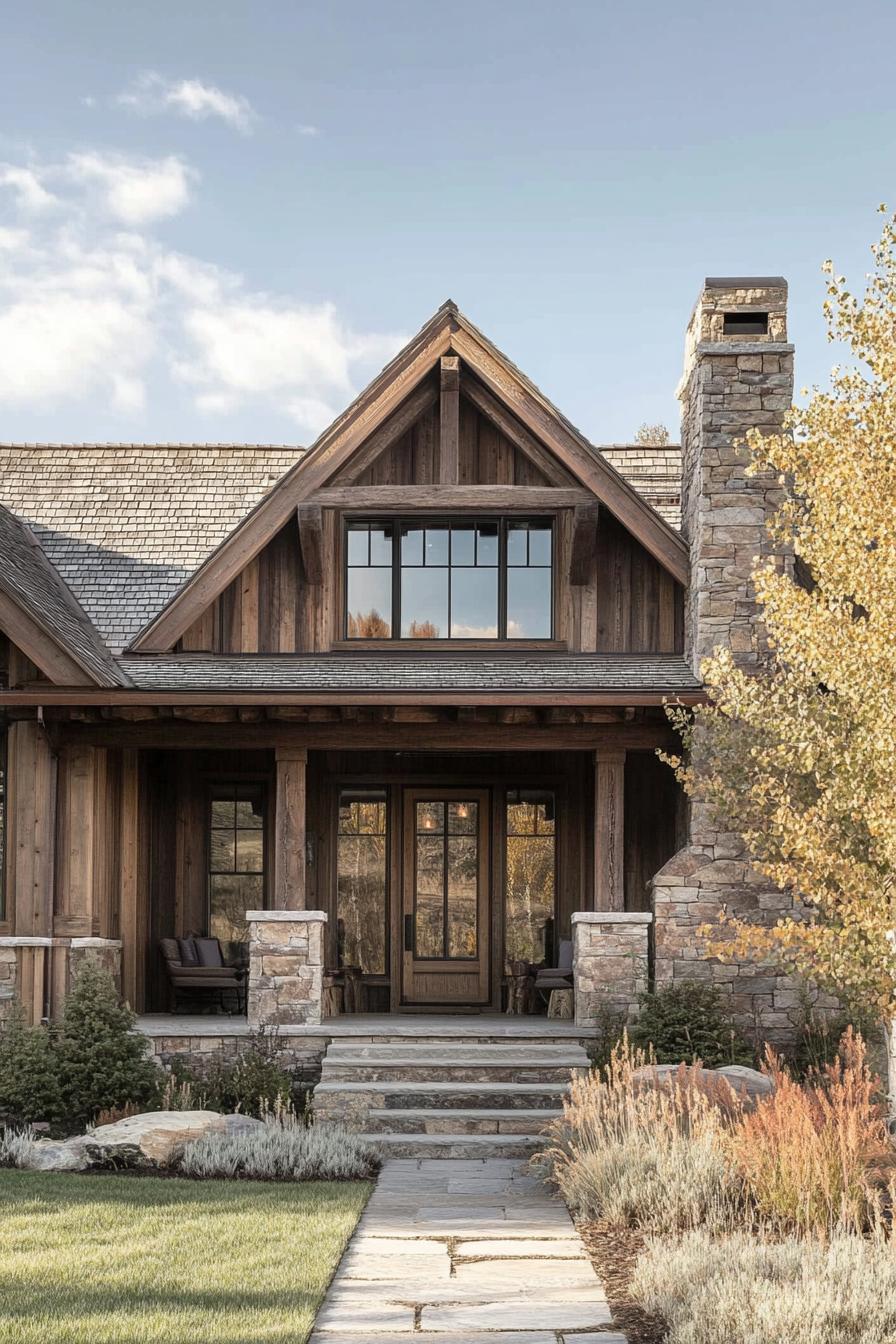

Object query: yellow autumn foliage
[667,210,896,1021]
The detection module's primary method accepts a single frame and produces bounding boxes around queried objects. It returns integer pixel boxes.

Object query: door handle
[404,914,414,952]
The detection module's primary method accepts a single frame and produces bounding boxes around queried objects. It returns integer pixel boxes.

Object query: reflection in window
[414,799,478,959]
[505,790,555,963]
[345,518,551,640]
[506,522,553,638]
[346,522,394,637]
[336,790,388,975]
[208,783,265,960]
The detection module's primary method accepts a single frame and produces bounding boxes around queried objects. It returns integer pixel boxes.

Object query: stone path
[309,1158,625,1343]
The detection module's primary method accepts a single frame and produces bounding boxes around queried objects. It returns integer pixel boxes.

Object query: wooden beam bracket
[296,503,323,585]
[569,502,600,586]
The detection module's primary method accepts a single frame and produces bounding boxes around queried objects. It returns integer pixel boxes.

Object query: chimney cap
[704,276,787,290]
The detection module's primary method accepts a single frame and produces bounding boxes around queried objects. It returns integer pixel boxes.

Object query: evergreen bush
[57,966,161,1127]
[0,1007,64,1125]
[203,1029,293,1117]
[630,981,754,1068]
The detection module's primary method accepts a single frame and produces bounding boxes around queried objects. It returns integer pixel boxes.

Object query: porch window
[505,789,556,963]
[337,790,387,975]
[207,783,266,959]
[345,518,553,640]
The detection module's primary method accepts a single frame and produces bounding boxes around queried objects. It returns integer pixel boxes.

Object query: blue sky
[0,0,894,446]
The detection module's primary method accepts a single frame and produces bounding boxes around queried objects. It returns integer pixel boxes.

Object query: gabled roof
[128,302,689,653]
[0,503,126,686]
[0,444,301,653]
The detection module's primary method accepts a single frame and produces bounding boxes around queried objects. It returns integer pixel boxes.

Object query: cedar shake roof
[115,653,699,696]
[0,502,126,686]
[0,444,302,653]
[0,441,682,661]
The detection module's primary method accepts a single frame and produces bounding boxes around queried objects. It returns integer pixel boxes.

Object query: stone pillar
[0,943,18,1024]
[650,278,825,1049]
[594,749,625,911]
[572,911,651,1028]
[246,910,326,1027]
[274,748,307,910]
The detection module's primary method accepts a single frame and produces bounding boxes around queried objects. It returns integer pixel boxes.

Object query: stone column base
[572,911,652,1028]
[0,936,123,1024]
[246,910,327,1027]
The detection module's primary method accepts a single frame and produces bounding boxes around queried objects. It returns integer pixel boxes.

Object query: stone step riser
[313,1086,566,1112]
[324,1042,590,1058]
[320,1064,579,1084]
[357,1132,546,1159]
[365,1108,560,1136]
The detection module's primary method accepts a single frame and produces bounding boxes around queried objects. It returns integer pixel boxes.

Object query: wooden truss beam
[460,374,574,488]
[332,380,438,484]
[309,485,591,512]
[439,356,460,484]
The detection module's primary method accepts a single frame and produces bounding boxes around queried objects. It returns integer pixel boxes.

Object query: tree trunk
[884,1019,896,1120]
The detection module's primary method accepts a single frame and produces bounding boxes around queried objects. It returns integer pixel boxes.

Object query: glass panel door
[402,789,490,1007]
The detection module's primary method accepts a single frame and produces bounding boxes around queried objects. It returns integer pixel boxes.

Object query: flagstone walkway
[309,1157,626,1343]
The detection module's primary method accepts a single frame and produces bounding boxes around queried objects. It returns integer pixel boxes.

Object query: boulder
[716,1064,775,1103]
[21,1135,92,1173]
[85,1110,228,1168]
[220,1114,266,1138]
[631,1062,774,1108]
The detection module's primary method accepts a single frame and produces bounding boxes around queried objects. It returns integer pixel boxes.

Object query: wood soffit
[127,301,689,654]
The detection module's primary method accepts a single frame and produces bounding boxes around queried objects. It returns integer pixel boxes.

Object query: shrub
[0,1125,39,1169]
[727,1029,893,1234]
[632,1228,896,1344]
[0,1007,64,1125]
[538,1038,746,1232]
[58,967,161,1128]
[202,1029,293,1117]
[630,981,754,1067]
[179,1109,380,1181]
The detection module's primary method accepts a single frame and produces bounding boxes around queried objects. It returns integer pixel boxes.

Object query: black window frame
[206,780,268,947]
[344,516,554,642]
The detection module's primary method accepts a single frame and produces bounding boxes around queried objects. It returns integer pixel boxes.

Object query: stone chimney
[677,278,794,674]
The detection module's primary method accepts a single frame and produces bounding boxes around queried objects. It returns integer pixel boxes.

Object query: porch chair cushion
[194,937,225,968]
[534,938,574,990]
[177,936,199,966]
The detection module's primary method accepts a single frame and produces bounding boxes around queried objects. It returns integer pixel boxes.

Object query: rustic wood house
[0,278,802,1150]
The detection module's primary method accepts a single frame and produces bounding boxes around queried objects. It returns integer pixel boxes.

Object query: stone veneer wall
[653,279,836,1048]
[143,1030,329,1087]
[246,910,326,1027]
[0,945,17,1023]
[572,912,651,1029]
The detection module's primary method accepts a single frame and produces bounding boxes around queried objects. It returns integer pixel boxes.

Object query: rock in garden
[220,1114,266,1137]
[631,1062,774,1108]
[84,1110,228,1168]
[22,1135,92,1172]
[716,1064,774,1102]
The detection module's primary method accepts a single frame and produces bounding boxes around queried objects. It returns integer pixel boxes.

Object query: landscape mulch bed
[579,1220,666,1344]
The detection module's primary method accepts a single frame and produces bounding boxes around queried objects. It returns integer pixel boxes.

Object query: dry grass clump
[632,1228,896,1344]
[538,1040,747,1232]
[726,1028,893,1235]
[0,1125,38,1169]
[179,1108,380,1182]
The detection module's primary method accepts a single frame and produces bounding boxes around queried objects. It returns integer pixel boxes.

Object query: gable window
[345,518,553,640]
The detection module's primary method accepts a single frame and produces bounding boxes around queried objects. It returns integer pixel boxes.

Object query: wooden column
[118,749,141,1010]
[56,743,98,936]
[439,355,460,484]
[274,747,308,909]
[594,749,625,911]
[6,719,56,936]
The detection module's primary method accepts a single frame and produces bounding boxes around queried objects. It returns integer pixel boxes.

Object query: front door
[401,788,490,1007]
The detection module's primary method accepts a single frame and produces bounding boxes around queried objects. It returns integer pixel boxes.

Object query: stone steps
[312,1032,585,1158]
[366,1107,560,1136]
[353,1131,548,1159]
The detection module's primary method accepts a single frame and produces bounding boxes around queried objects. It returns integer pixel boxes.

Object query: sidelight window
[337,790,388,975]
[345,517,553,640]
[208,783,266,960]
[505,789,556,963]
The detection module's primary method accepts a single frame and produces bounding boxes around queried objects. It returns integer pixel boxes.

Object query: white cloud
[296,124,320,138]
[117,71,257,133]
[0,164,58,212]
[0,149,402,435]
[65,151,193,225]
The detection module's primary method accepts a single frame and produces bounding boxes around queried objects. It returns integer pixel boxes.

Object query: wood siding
[176,393,683,656]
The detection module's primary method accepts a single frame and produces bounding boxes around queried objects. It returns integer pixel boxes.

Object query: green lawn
[0,1170,371,1344]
